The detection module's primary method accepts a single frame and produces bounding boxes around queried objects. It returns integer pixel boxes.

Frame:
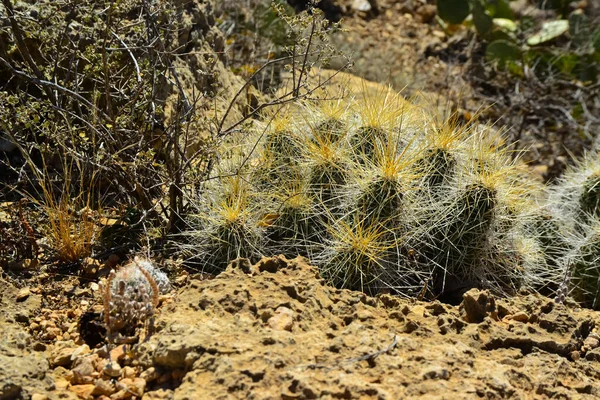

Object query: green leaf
[488,29,515,42]
[593,28,600,52]
[486,39,521,66]
[493,18,517,32]
[437,0,471,25]
[472,1,493,35]
[527,20,569,46]
[489,0,514,19]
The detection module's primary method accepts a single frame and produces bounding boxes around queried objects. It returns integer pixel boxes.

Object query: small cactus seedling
[101,259,160,344]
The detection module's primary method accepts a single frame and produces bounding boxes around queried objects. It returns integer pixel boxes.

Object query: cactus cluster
[101,257,170,342]
[183,87,557,301]
[546,153,600,309]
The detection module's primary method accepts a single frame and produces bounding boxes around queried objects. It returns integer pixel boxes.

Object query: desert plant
[562,218,600,310]
[182,174,266,273]
[546,151,600,309]
[197,81,554,300]
[101,257,163,344]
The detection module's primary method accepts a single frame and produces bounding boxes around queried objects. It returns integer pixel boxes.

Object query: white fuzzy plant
[101,256,170,344]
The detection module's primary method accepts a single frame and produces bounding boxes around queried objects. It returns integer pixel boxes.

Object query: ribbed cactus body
[580,174,600,219]
[416,148,456,190]
[569,223,600,310]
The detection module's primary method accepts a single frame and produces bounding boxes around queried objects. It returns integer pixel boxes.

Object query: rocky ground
[2,256,600,399]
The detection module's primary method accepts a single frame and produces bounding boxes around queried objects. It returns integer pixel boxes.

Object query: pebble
[69,384,95,399]
[31,394,49,400]
[110,345,127,362]
[509,312,529,322]
[72,356,96,384]
[140,367,158,382]
[71,344,92,360]
[571,350,581,361]
[119,377,146,397]
[55,377,70,390]
[45,327,61,340]
[16,287,31,301]
[50,347,77,367]
[93,379,115,396]
[122,366,137,379]
[104,362,122,378]
[110,390,129,400]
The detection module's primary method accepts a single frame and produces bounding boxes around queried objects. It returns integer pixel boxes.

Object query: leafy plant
[436,0,600,82]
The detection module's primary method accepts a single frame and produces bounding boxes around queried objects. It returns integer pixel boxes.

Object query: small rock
[432,30,446,39]
[93,379,115,396]
[31,395,49,400]
[45,327,61,340]
[416,4,437,23]
[69,384,95,399]
[82,257,101,276]
[110,345,127,362]
[90,282,99,291]
[140,367,158,382]
[352,0,371,12]
[16,288,31,302]
[119,377,146,396]
[71,344,92,361]
[583,334,600,352]
[50,347,77,367]
[55,377,70,390]
[571,351,581,361]
[461,289,496,323]
[122,366,137,379]
[110,390,129,400]
[268,307,294,331]
[509,312,529,323]
[72,356,96,384]
[104,362,122,378]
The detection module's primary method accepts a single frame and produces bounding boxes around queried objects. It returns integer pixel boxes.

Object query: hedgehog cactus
[183,84,556,300]
[183,174,265,273]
